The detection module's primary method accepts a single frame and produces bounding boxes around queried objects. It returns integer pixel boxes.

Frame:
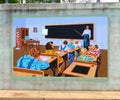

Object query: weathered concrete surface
[0,3,120,90]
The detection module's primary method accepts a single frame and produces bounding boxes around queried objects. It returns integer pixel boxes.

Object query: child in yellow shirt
[45,42,64,74]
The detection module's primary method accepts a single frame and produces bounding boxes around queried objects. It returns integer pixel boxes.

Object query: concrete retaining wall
[0,3,120,90]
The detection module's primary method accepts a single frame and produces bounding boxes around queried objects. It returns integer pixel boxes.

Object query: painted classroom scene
[13,16,108,77]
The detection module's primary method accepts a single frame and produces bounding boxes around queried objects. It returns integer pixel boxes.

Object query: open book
[40,56,51,61]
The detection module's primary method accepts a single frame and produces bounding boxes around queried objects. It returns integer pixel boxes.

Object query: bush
[0,0,5,3]
[0,0,60,3]
[0,0,19,3]
[9,0,19,3]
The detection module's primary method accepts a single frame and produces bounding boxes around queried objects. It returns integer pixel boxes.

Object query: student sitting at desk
[74,40,81,49]
[59,40,68,51]
[67,39,76,64]
[86,45,101,57]
[74,40,81,57]
[45,42,64,73]
[94,45,101,56]
[17,48,52,75]
[50,41,54,49]
[77,48,94,62]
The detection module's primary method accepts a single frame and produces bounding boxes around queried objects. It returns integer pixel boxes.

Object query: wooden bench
[13,67,44,77]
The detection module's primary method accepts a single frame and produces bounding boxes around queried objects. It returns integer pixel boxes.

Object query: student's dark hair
[45,42,53,50]
[50,41,53,44]
[95,44,99,49]
[63,40,68,45]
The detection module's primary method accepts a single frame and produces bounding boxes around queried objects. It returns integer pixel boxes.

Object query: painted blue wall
[13,16,108,49]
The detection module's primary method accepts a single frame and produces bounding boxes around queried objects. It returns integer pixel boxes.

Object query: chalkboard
[72,65,90,75]
[45,23,95,40]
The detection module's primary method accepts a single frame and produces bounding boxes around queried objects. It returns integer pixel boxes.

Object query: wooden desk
[39,54,57,76]
[55,50,69,69]
[14,54,57,76]
[13,67,44,77]
[41,51,68,75]
[63,60,97,77]
[24,40,40,50]
[76,54,100,77]
[40,54,57,64]
[84,54,101,77]
[42,50,68,64]
[55,50,68,57]
[43,50,68,67]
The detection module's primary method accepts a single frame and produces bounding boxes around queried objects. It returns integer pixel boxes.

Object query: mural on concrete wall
[13,16,108,77]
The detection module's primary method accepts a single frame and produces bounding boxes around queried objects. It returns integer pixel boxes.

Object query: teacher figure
[82,25,91,50]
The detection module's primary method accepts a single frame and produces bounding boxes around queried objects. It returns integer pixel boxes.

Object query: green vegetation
[0,0,19,3]
[26,0,60,3]
[0,0,60,3]
[0,0,5,3]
